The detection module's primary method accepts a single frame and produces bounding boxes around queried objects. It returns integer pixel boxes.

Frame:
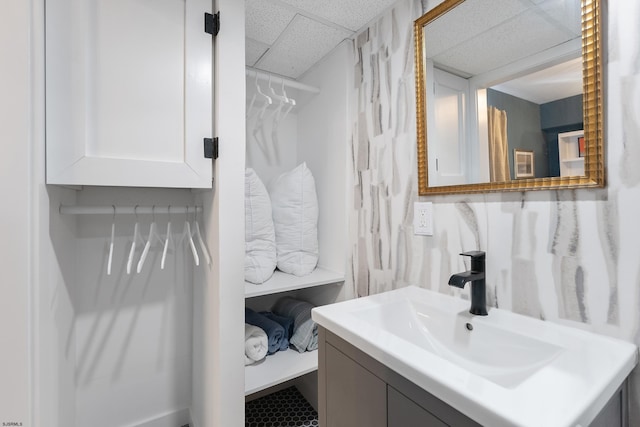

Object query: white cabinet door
[427,66,469,187]
[46,0,213,188]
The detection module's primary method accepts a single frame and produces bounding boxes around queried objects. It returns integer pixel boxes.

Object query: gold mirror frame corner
[415,0,605,196]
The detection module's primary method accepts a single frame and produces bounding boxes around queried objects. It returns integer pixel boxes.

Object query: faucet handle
[460,251,485,273]
[460,251,485,259]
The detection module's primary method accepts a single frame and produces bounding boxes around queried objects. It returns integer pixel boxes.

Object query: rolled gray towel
[245,307,285,355]
[260,311,293,351]
[273,297,317,353]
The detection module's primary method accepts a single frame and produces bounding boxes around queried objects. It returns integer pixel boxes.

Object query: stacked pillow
[244,163,319,283]
[244,168,277,284]
[269,163,319,276]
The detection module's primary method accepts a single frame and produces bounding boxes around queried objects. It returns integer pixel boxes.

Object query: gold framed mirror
[415,0,604,195]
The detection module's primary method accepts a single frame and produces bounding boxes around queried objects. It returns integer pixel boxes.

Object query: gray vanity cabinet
[324,339,387,427]
[318,327,627,427]
[318,327,480,427]
[387,386,447,427]
[387,387,447,427]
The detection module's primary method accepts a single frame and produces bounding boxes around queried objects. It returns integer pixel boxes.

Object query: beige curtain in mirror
[487,106,510,182]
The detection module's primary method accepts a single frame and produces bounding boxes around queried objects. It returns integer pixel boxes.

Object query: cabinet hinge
[204,137,218,159]
[204,12,220,36]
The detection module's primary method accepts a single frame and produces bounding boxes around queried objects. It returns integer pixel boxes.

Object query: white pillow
[269,163,319,276]
[244,168,276,284]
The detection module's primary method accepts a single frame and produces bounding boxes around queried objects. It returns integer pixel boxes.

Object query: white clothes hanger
[280,80,296,121]
[252,120,273,164]
[252,90,274,163]
[268,77,290,105]
[269,78,287,120]
[281,101,296,121]
[267,79,296,165]
[180,208,199,266]
[249,76,273,160]
[127,206,146,275]
[280,79,292,103]
[257,76,288,164]
[255,76,273,119]
[267,77,289,127]
[107,205,116,276]
[246,74,259,119]
[137,206,164,273]
[268,79,297,164]
[161,206,174,270]
[192,211,211,266]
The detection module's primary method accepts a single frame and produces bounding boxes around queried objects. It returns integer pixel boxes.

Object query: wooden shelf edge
[245,349,318,395]
[245,267,345,298]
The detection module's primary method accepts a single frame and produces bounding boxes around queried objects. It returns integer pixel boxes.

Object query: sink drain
[465,322,473,331]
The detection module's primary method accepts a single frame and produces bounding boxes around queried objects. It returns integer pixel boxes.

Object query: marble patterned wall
[348,0,640,422]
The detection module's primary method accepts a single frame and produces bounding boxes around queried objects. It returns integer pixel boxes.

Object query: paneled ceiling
[424,0,582,78]
[423,0,583,103]
[245,0,398,79]
[246,0,584,104]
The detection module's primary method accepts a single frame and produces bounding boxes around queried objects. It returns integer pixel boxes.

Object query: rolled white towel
[245,323,268,365]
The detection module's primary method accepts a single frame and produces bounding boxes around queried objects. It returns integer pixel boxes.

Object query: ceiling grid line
[245,0,399,79]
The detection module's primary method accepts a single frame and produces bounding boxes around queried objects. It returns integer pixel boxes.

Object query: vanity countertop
[311,286,638,427]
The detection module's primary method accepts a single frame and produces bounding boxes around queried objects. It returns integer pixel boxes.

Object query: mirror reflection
[415,0,604,194]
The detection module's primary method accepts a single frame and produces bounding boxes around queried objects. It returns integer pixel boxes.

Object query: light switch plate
[413,202,433,236]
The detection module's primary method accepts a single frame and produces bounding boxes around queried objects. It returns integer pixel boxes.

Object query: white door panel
[432,68,468,186]
[46,0,213,188]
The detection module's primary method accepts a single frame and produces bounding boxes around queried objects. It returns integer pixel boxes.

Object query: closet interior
[41,0,221,425]
[46,186,203,427]
[243,41,350,407]
[40,0,351,424]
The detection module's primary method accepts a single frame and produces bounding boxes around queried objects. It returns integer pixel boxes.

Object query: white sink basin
[312,286,638,427]
[353,298,563,388]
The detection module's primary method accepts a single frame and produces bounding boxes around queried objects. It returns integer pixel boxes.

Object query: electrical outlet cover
[413,202,433,236]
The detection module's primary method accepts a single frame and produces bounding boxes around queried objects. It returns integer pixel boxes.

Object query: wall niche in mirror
[414,0,605,195]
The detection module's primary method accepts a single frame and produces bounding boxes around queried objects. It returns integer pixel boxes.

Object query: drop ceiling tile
[246,0,297,45]
[534,0,581,37]
[246,38,270,66]
[255,14,351,78]
[432,10,574,76]
[424,0,529,59]
[278,0,397,31]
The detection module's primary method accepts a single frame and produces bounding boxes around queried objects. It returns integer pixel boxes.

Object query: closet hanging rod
[59,205,203,215]
[245,67,320,94]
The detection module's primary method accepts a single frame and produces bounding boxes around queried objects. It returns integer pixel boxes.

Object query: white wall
[350,0,640,423]
[35,184,78,427]
[0,2,33,425]
[191,0,246,425]
[72,187,195,427]
[298,40,352,282]
[35,184,197,427]
[0,3,77,427]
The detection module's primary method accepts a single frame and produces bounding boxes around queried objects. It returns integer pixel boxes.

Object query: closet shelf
[245,349,317,396]
[245,267,344,298]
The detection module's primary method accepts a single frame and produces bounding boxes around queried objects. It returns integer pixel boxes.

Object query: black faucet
[448,251,487,316]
